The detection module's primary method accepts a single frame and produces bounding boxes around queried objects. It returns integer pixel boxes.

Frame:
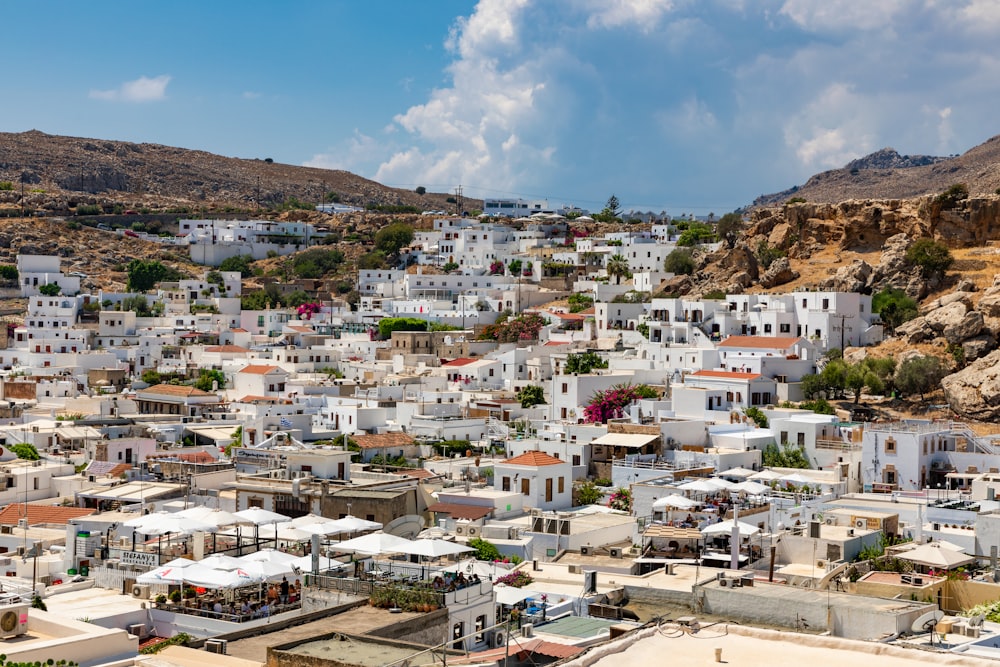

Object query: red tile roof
[690,370,762,380]
[547,311,586,321]
[399,468,437,480]
[238,364,284,375]
[235,395,286,404]
[718,336,801,349]
[147,451,217,463]
[426,502,493,521]
[353,432,416,449]
[504,451,566,467]
[204,345,249,353]
[442,358,477,367]
[141,384,213,397]
[543,341,569,346]
[0,503,95,526]
[288,326,314,333]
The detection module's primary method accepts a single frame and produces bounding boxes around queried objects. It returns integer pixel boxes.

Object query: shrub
[468,537,501,561]
[583,383,657,423]
[564,351,607,374]
[872,288,918,334]
[219,254,255,278]
[495,571,533,588]
[516,385,545,408]
[664,248,695,274]
[576,481,604,505]
[676,222,716,246]
[935,183,968,209]
[9,443,40,460]
[905,238,953,278]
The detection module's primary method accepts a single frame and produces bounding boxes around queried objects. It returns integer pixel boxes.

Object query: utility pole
[455,185,463,216]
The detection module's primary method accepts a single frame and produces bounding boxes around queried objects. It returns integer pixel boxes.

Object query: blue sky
[3,1,1000,214]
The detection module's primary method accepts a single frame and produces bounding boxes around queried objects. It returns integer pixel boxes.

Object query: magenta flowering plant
[495,571,534,588]
[296,302,322,320]
[608,487,632,512]
[582,382,658,423]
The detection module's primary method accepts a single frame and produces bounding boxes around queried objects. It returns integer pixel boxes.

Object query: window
[764,324,772,333]
[572,454,581,466]
[822,298,829,310]
[797,433,805,446]
[780,431,788,444]
[558,477,565,494]
[502,476,511,491]
[545,478,553,502]
[885,437,896,454]
[780,323,791,333]
[474,615,486,643]
[561,383,568,393]
[521,478,530,495]
[248,497,264,508]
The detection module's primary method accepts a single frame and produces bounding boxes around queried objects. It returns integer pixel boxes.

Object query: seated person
[241,600,252,616]
[213,600,223,614]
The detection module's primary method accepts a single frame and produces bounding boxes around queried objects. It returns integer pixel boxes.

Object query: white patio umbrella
[234,508,290,526]
[494,584,539,606]
[734,481,772,495]
[290,554,347,574]
[780,472,814,485]
[748,469,782,482]
[239,559,294,582]
[199,554,246,570]
[897,544,975,570]
[296,521,346,537]
[161,557,197,568]
[709,477,739,490]
[403,539,476,559]
[134,516,217,537]
[678,479,722,493]
[436,558,512,581]
[257,523,314,542]
[123,511,169,529]
[652,494,700,511]
[240,548,298,566]
[136,564,190,585]
[702,519,761,538]
[289,513,333,528]
[717,467,757,479]
[184,565,263,589]
[332,532,415,555]
[327,516,383,534]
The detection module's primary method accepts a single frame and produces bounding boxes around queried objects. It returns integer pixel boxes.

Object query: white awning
[589,433,659,448]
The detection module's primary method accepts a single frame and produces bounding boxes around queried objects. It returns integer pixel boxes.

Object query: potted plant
[156,594,168,605]
[169,590,182,604]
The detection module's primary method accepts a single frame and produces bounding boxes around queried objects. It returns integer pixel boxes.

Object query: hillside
[0,130,466,213]
[753,134,1000,207]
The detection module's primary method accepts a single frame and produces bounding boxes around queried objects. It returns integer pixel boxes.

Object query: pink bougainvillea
[582,383,658,423]
[297,302,321,320]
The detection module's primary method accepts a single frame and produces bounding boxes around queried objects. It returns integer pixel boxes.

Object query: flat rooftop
[286,635,441,667]
[44,586,147,620]
[573,623,999,667]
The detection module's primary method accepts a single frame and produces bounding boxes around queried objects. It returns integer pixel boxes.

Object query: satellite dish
[910,609,944,635]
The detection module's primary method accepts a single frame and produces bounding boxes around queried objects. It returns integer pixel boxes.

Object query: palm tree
[607,254,632,284]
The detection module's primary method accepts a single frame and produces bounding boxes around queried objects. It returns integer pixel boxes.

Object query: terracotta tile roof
[204,345,249,353]
[504,450,566,467]
[426,502,493,521]
[141,384,213,397]
[452,639,581,665]
[107,463,133,477]
[543,341,569,346]
[231,328,249,333]
[238,364,284,375]
[718,336,802,349]
[577,307,596,315]
[0,503,95,526]
[353,432,417,449]
[546,310,585,321]
[288,326,314,333]
[235,395,285,404]
[689,370,762,380]
[442,358,477,367]
[399,468,437,480]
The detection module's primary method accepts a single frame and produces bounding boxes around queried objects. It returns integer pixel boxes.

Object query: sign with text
[119,550,159,567]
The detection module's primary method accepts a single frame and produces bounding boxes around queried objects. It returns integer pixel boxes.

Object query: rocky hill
[0,130,465,213]
[753,134,1000,207]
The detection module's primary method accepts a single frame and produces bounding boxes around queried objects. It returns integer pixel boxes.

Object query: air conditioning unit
[912,576,924,586]
[131,584,150,599]
[609,547,622,559]
[521,623,534,638]
[493,630,507,648]
[568,564,581,574]
[205,639,228,654]
[508,527,519,540]
[719,578,730,588]
[16,519,27,530]
[127,623,147,639]
[465,526,479,538]
[454,525,465,536]
[580,546,592,556]
[825,518,835,525]
[901,573,914,585]
[854,519,866,529]
[0,604,29,639]
[816,560,826,569]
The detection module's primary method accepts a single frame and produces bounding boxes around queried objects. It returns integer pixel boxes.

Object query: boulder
[943,311,984,345]
[767,222,795,249]
[978,294,1000,317]
[661,274,693,296]
[894,316,933,344]
[821,260,872,293]
[922,292,972,313]
[759,257,798,288]
[942,349,1000,421]
[924,301,968,332]
[843,348,868,365]
[955,279,977,293]
[963,334,997,362]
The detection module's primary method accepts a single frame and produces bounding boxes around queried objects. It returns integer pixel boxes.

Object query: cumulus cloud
[304,130,380,172]
[783,83,875,168]
[779,0,910,31]
[583,0,674,32]
[89,75,171,102]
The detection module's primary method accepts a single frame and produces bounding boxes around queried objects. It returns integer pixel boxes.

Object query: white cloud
[304,130,380,172]
[783,83,875,168]
[89,75,171,102]
[779,0,910,31]
[583,0,674,32]
[656,96,718,137]
[242,91,261,100]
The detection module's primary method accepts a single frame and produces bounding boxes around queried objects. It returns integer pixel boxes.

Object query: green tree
[141,369,162,385]
[935,183,969,209]
[905,238,953,279]
[468,537,501,561]
[895,356,945,399]
[357,250,388,270]
[378,317,428,339]
[820,359,849,399]
[593,194,622,222]
[219,254,255,278]
[121,295,152,316]
[9,443,40,460]
[607,254,632,284]
[800,373,827,400]
[564,351,608,374]
[193,369,225,392]
[205,271,224,287]
[715,212,744,249]
[415,186,426,195]
[374,222,415,258]
[576,480,604,506]
[38,283,61,296]
[664,248,696,275]
[567,293,593,313]
[863,356,897,396]
[127,259,184,292]
[872,288,918,334]
[762,442,810,468]
[744,406,768,428]
[516,385,546,408]
[798,398,836,414]
[0,265,18,281]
